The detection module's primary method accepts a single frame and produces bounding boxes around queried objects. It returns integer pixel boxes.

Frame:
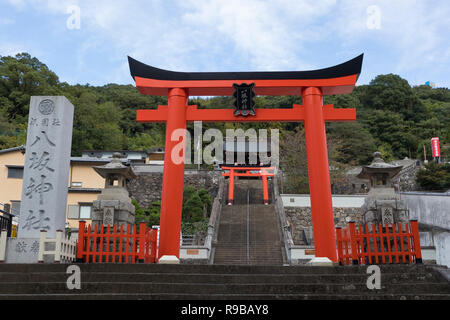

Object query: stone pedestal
[361,188,409,225]
[307,257,334,266]
[158,255,180,264]
[92,189,136,228]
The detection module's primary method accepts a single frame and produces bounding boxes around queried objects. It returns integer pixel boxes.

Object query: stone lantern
[91,152,136,229]
[358,152,409,226]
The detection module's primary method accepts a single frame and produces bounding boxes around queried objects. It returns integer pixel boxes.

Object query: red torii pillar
[159,88,188,260]
[303,87,336,261]
[129,54,363,263]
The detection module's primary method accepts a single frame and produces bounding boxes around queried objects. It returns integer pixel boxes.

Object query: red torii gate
[129,54,363,263]
[222,166,275,205]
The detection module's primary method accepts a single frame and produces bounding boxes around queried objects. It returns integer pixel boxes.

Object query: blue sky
[1,0,449,88]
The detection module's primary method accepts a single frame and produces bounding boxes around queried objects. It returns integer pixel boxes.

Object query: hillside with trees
[1,53,449,192]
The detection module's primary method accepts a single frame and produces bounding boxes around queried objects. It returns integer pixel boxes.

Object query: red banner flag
[431,137,440,158]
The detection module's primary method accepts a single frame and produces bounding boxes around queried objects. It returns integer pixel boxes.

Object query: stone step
[10,272,425,283]
[214,254,281,258]
[216,248,280,252]
[216,180,282,265]
[0,263,441,275]
[213,256,283,262]
[213,262,283,265]
[1,282,449,295]
[1,293,449,300]
[214,249,281,253]
[0,264,448,299]
[214,253,283,262]
[213,254,282,259]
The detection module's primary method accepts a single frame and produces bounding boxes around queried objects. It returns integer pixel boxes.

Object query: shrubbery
[132,186,212,235]
[416,162,450,191]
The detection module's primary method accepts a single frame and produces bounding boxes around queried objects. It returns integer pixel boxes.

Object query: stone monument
[358,152,409,226]
[91,153,136,229]
[8,96,74,263]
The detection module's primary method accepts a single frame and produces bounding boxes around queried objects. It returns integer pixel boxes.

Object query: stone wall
[392,163,420,192]
[127,169,221,208]
[284,206,363,245]
[127,172,163,208]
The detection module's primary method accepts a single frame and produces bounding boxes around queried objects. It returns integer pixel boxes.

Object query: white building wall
[281,194,366,208]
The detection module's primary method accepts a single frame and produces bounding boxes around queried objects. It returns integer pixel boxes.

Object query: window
[10,201,20,216]
[7,167,23,179]
[79,205,92,219]
[67,203,92,219]
[71,182,83,187]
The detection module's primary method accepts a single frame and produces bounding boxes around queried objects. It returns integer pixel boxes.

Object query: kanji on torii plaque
[128,54,363,263]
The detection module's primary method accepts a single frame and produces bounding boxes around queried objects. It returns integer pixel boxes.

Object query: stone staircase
[213,179,284,265]
[0,263,448,299]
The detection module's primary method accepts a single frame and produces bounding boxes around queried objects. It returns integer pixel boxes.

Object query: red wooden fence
[336,220,422,265]
[76,221,158,263]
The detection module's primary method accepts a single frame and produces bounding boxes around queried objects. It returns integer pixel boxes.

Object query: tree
[279,128,346,194]
[416,162,450,191]
[362,110,416,159]
[71,92,125,153]
[1,52,448,174]
[182,192,205,222]
[132,199,160,228]
[327,122,376,165]
[0,53,61,121]
[359,74,427,122]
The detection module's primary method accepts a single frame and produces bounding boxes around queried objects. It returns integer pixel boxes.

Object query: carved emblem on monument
[103,207,115,226]
[381,207,394,225]
[38,99,55,115]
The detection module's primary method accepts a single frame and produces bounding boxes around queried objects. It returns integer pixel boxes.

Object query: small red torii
[129,54,363,263]
[222,166,275,205]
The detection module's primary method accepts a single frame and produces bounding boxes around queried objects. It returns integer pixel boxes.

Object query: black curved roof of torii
[128,54,364,81]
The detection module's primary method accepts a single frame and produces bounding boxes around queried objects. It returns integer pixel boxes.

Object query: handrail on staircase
[273,172,295,264]
[204,176,225,262]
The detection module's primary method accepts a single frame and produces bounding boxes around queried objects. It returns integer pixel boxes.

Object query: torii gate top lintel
[128,54,363,96]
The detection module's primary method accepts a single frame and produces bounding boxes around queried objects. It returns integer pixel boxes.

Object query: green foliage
[181,220,208,236]
[182,187,212,222]
[197,189,212,213]
[416,162,450,191]
[279,127,348,193]
[327,122,376,165]
[132,187,212,235]
[0,53,61,120]
[361,110,416,159]
[183,192,204,222]
[359,74,427,122]
[182,187,212,234]
[132,199,161,228]
[0,52,449,169]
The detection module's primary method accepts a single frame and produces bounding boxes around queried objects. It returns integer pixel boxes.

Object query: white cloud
[0,42,25,56]
[331,0,450,73]
[3,0,449,85]
[180,0,339,70]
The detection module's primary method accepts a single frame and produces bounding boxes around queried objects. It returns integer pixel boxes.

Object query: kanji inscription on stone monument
[18,96,74,238]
